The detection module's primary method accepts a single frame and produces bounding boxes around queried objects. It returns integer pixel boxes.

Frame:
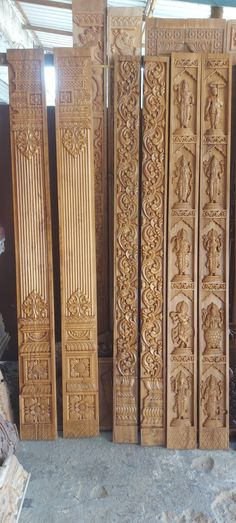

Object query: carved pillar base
[0,455,30,523]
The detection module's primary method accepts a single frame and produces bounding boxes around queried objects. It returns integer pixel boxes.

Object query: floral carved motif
[70,358,90,379]
[16,128,42,159]
[68,394,96,421]
[141,58,168,444]
[26,359,49,381]
[62,126,87,157]
[23,397,51,424]
[67,290,92,318]
[114,58,140,442]
[22,291,48,320]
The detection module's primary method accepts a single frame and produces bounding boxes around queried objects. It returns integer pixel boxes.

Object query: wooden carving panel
[167,53,201,449]
[145,19,226,56]
[113,57,140,444]
[54,49,99,438]
[7,49,57,440]
[226,21,236,65]
[107,8,143,60]
[140,57,169,446]
[199,54,231,449]
[73,0,109,337]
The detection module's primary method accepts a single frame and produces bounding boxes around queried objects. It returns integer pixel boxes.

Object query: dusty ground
[17,433,236,523]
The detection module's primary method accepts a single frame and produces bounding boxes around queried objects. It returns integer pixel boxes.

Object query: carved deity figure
[170,301,192,354]
[173,156,192,207]
[111,30,135,55]
[171,370,191,426]
[205,84,223,133]
[202,303,224,353]
[203,228,222,280]
[172,228,192,280]
[175,79,194,130]
[202,374,223,427]
[204,155,223,207]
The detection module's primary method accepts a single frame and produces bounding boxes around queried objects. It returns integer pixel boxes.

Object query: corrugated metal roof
[20,2,72,31]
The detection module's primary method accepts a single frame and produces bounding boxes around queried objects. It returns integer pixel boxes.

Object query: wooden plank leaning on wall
[113,56,140,444]
[166,53,201,449]
[54,48,99,438]
[140,56,169,446]
[8,49,57,440]
[73,0,109,340]
[199,54,231,449]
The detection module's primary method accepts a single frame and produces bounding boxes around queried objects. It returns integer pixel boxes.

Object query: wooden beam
[17,0,72,8]
[22,24,72,36]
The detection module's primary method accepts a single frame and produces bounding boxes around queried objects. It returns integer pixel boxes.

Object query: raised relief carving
[204,155,223,208]
[201,375,223,427]
[199,54,231,449]
[172,229,192,281]
[54,49,99,438]
[171,370,192,427]
[16,128,41,159]
[22,291,48,320]
[8,49,57,440]
[202,303,224,354]
[203,228,222,281]
[140,57,169,446]
[67,290,93,318]
[113,57,140,444]
[205,84,223,134]
[173,155,192,208]
[23,397,51,424]
[170,301,192,354]
[167,53,200,449]
[174,80,194,133]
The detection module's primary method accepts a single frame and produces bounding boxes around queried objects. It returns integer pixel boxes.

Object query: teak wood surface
[113,56,140,444]
[140,56,169,446]
[166,53,201,449]
[199,53,231,449]
[54,48,99,438]
[7,48,57,440]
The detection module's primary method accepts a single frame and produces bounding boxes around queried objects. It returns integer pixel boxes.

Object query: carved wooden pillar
[199,54,231,449]
[140,57,169,446]
[54,49,99,438]
[7,49,57,440]
[113,57,140,444]
[72,0,109,340]
[166,53,201,449]
[107,7,143,334]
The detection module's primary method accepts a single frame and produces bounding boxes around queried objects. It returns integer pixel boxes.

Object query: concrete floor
[17,433,236,523]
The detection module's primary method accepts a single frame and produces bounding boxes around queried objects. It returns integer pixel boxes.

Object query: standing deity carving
[171,370,191,426]
[201,374,223,427]
[204,155,223,208]
[170,301,192,354]
[202,303,224,354]
[174,79,194,133]
[203,228,222,281]
[172,228,192,281]
[173,156,192,207]
[205,84,223,134]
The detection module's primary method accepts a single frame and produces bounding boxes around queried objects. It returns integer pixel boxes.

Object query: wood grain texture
[7,49,57,440]
[107,8,143,336]
[113,56,140,444]
[54,48,99,438]
[140,56,169,446]
[199,54,231,449]
[166,53,201,449]
[73,0,109,338]
[145,19,226,56]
